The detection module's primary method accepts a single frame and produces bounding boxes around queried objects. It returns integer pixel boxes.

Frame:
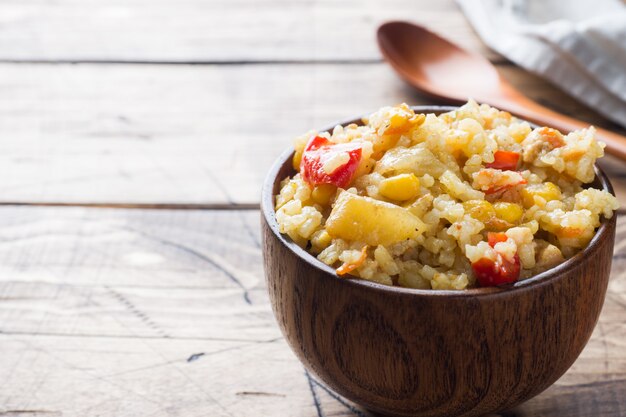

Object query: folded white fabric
[456,0,626,128]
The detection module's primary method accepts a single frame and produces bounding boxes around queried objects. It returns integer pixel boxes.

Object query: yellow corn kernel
[389,113,407,130]
[292,149,303,171]
[493,202,524,224]
[379,173,420,201]
[384,111,424,135]
[311,184,337,206]
[311,229,332,250]
[462,200,495,223]
[521,182,561,208]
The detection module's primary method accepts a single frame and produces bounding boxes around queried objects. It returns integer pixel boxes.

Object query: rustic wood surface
[0,0,625,415]
[0,0,497,62]
[1,63,626,207]
[0,207,625,417]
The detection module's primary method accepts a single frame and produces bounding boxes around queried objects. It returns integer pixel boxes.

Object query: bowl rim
[261,105,616,298]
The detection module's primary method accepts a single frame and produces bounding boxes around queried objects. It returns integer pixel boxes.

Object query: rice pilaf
[275,101,619,289]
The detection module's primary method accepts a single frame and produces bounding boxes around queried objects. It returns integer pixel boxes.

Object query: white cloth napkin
[456,0,626,128]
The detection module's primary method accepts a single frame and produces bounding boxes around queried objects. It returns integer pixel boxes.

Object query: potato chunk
[326,192,426,246]
[375,145,446,178]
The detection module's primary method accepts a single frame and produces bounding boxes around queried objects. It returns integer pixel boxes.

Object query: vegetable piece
[375,146,446,178]
[521,182,562,208]
[311,184,337,206]
[486,150,520,170]
[384,112,423,135]
[472,254,521,286]
[326,192,426,246]
[463,200,495,222]
[521,127,566,163]
[538,127,565,148]
[487,232,508,247]
[336,246,368,276]
[556,227,585,239]
[472,232,520,286]
[472,169,526,195]
[379,173,420,201]
[311,229,332,251]
[493,202,523,224]
[300,136,362,188]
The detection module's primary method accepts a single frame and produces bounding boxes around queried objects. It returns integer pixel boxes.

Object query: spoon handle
[493,96,626,161]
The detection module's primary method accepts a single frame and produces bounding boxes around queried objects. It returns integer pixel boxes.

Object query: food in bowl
[274,101,619,289]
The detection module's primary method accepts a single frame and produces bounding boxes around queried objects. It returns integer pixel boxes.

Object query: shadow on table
[504,377,626,416]
[360,378,625,417]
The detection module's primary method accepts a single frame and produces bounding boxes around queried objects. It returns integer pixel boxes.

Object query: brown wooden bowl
[260,106,617,417]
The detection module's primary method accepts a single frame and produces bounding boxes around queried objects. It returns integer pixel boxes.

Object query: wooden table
[0,1,624,416]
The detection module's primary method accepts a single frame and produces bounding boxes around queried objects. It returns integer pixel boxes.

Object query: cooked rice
[275,101,619,290]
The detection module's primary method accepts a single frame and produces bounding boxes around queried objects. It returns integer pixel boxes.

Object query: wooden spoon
[377,21,626,160]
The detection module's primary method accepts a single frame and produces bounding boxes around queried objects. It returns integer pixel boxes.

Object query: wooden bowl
[260,106,617,417]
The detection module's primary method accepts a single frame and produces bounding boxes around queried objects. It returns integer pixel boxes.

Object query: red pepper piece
[472,254,521,286]
[487,232,508,247]
[300,136,362,188]
[486,150,520,171]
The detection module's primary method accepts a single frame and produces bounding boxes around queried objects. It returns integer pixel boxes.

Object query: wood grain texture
[0,0,496,62]
[1,63,625,206]
[0,207,274,341]
[262,152,619,416]
[1,1,625,415]
[0,206,624,416]
[0,334,314,417]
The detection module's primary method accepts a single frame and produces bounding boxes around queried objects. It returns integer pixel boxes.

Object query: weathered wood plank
[0,207,273,341]
[0,0,497,62]
[1,63,624,206]
[0,207,625,416]
[0,206,263,289]
[0,333,624,417]
[0,335,320,417]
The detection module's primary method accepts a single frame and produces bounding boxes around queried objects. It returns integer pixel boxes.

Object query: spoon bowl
[377,22,502,103]
[377,21,626,160]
